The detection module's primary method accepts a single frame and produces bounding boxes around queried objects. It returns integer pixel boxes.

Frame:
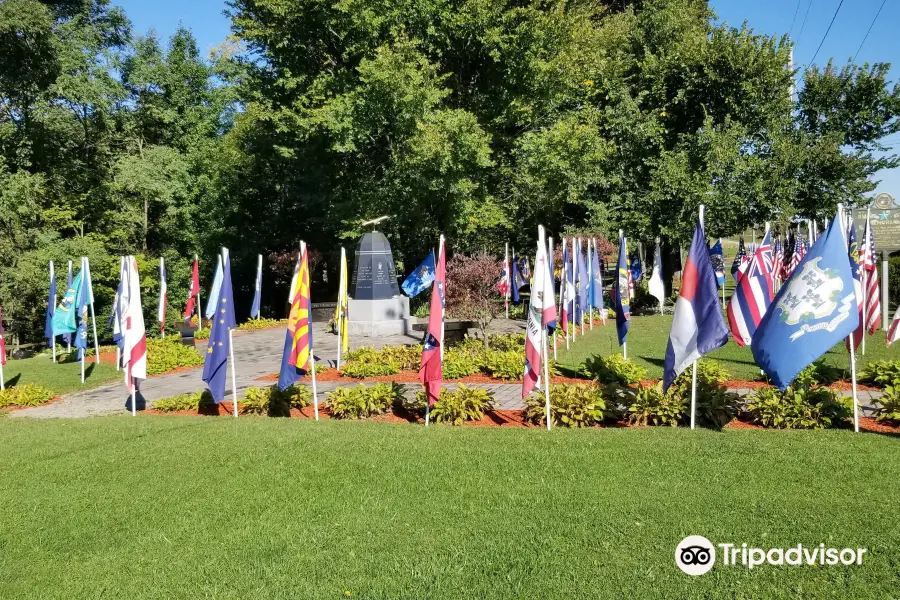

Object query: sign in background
[854,193,900,254]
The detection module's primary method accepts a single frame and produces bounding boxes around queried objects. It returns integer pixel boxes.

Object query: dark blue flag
[202,250,236,403]
[614,232,631,345]
[547,240,557,332]
[709,239,726,287]
[751,215,859,389]
[731,237,746,281]
[511,250,521,305]
[74,259,89,360]
[44,266,57,346]
[401,251,436,297]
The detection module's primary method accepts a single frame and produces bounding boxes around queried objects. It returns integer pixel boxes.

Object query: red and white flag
[522,231,557,398]
[122,256,147,392]
[183,257,200,320]
[861,215,881,334]
[158,257,167,334]
[419,239,446,406]
[497,253,510,297]
[887,305,900,347]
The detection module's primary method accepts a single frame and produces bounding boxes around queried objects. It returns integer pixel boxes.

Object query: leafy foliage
[627,384,687,427]
[0,384,54,408]
[667,362,739,428]
[327,383,405,420]
[237,318,287,331]
[340,347,400,378]
[153,391,214,413]
[580,354,647,385]
[442,348,480,379]
[873,385,900,423]
[445,253,505,338]
[417,384,495,425]
[859,360,900,388]
[146,338,204,376]
[524,384,609,428]
[745,386,851,429]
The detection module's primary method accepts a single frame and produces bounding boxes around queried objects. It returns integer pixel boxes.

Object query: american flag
[727,230,775,347]
[888,305,900,346]
[846,224,864,351]
[861,216,881,334]
[772,238,784,285]
[730,237,746,280]
[787,232,805,278]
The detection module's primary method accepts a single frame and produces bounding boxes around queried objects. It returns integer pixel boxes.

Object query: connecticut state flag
[751,215,859,389]
[663,219,729,391]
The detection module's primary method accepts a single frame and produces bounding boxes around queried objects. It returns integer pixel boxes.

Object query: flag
[771,239,784,285]
[560,241,572,333]
[511,250,521,305]
[62,262,73,345]
[74,258,90,360]
[44,264,57,346]
[630,254,642,282]
[649,241,665,305]
[52,270,84,338]
[158,258,167,334]
[887,305,900,346]
[727,230,775,347]
[709,239,725,287]
[516,256,530,290]
[663,220,729,390]
[278,249,312,391]
[204,255,223,320]
[589,239,605,310]
[751,215,859,389]
[614,232,630,345]
[419,241,446,406]
[547,239,557,333]
[861,215,881,334]
[846,224,864,351]
[335,248,349,355]
[121,256,147,393]
[781,232,795,281]
[401,251,436,297]
[184,257,200,320]
[497,253,510,297]
[203,250,236,402]
[523,232,557,398]
[109,259,125,350]
[790,231,806,274]
[730,237,746,281]
[251,254,263,319]
[575,240,588,321]
[0,305,6,367]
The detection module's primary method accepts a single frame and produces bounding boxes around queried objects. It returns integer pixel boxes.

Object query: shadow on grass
[640,356,666,368]
[124,391,147,412]
[85,362,95,380]
[2,374,21,389]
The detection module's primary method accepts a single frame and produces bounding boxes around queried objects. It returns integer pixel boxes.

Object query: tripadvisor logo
[675,536,867,576]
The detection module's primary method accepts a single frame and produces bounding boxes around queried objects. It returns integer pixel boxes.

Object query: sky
[114,0,900,200]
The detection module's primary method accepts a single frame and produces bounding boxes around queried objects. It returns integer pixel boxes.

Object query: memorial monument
[347,231,412,336]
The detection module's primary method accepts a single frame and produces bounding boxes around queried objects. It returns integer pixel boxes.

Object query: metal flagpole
[195,254,202,328]
[336,246,345,370]
[549,236,557,360]
[690,205,706,430]
[66,259,72,354]
[505,243,510,319]
[49,261,56,363]
[299,241,319,422]
[838,205,860,433]
[86,257,100,364]
[80,257,86,384]
[538,226,553,431]
[159,257,166,339]
[620,229,627,360]
[257,254,262,320]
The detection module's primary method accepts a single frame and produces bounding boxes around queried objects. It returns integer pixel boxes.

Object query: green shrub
[745,386,851,429]
[524,384,608,428]
[627,383,687,426]
[873,384,900,423]
[793,360,844,387]
[443,348,481,379]
[419,384,495,425]
[154,390,214,412]
[339,360,398,378]
[271,384,312,409]
[146,338,204,375]
[508,304,526,320]
[667,362,738,428]
[379,345,422,371]
[0,385,54,409]
[580,354,647,385]
[487,333,525,352]
[481,350,523,380]
[237,318,286,331]
[327,383,404,419]
[194,326,211,340]
[859,360,900,388]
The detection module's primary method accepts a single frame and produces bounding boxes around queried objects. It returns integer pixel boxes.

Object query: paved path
[10,321,882,418]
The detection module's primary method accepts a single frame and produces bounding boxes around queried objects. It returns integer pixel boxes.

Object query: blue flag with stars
[401,251,436,297]
[751,215,859,389]
[202,250,236,403]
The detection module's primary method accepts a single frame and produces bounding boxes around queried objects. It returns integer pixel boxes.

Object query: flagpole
[588,237,594,331]
[596,239,607,325]
[690,206,707,430]
[195,254,202,328]
[221,248,239,418]
[298,241,319,422]
[257,254,263,320]
[620,230,627,360]
[426,235,445,428]
[337,246,345,370]
[159,257,166,339]
[66,259,72,355]
[131,377,137,417]
[80,257,86,384]
[838,205,860,433]
[536,226,553,431]
[562,237,570,351]
[549,236,558,360]
[86,257,100,365]
[505,243,510,319]
[49,261,56,363]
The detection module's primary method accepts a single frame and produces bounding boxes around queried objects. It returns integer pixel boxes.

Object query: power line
[797,0,814,38]
[853,0,888,59]
[788,0,803,35]
[809,0,845,66]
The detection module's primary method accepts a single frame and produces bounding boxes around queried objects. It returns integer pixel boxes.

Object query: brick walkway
[10,320,881,418]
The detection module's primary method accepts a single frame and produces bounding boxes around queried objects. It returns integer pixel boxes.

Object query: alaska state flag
[751,215,859,390]
[202,250,236,403]
[663,220,729,391]
[614,232,630,345]
[401,251,436,297]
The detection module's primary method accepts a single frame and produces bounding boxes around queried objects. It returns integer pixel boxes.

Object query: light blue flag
[589,243,604,309]
[751,215,859,389]
[204,255,224,319]
[401,251,436,297]
[52,270,83,336]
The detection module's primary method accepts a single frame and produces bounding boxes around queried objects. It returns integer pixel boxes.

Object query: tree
[445,252,505,345]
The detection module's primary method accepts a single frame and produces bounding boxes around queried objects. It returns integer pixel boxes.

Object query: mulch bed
[858,417,900,435]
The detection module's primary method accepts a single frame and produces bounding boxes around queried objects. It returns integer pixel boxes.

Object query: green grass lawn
[555,313,897,381]
[1,354,121,395]
[0,418,897,598]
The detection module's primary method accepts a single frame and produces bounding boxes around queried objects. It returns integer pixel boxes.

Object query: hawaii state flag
[727,230,774,347]
[663,219,729,390]
[522,231,557,398]
[614,232,630,345]
[419,241,446,406]
[278,247,312,391]
[184,257,200,320]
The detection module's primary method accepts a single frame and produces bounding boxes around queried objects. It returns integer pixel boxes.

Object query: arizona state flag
[278,248,312,390]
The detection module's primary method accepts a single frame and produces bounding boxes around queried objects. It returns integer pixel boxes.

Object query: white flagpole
[538,226,553,431]
[159,257,166,339]
[505,243,510,319]
[336,246,346,370]
[549,236,557,360]
[690,206,706,430]
[620,230,627,360]
[838,205,860,433]
[116,256,124,371]
[66,259,72,354]
[221,248,238,418]
[587,237,594,331]
[86,257,100,365]
[562,237,570,351]
[80,257,86,384]
[256,254,262,320]
[300,241,319,422]
[49,261,56,363]
[195,254,202,328]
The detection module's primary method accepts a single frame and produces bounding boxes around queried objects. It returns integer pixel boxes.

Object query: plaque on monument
[853,205,900,252]
[351,232,401,300]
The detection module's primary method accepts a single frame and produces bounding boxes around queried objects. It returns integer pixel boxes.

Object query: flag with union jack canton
[727,230,774,347]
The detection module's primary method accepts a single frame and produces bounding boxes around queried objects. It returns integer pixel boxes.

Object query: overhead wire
[853,0,888,59]
[809,0,845,65]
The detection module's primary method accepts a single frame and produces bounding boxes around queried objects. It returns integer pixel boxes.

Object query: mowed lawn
[0,418,899,599]
[555,313,897,381]
[2,354,121,395]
